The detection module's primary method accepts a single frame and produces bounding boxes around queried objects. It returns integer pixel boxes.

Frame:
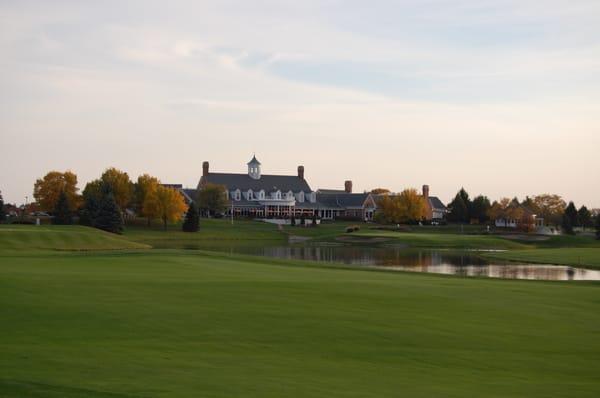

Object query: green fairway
[1,225,600,397]
[0,225,150,251]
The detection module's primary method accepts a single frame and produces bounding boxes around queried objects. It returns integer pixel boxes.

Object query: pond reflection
[186,243,600,281]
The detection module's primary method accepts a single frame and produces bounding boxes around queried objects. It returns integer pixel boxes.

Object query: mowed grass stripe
[1,251,599,397]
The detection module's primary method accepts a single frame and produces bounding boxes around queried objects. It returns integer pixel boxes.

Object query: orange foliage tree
[33,171,81,212]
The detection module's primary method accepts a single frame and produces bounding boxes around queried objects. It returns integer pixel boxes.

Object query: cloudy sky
[1,0,599,206]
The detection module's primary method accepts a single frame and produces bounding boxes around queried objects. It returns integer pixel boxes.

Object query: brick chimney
[422,184,430,198]
[203,161,209,177]
[297,165,305,180]
[344,180,353,193]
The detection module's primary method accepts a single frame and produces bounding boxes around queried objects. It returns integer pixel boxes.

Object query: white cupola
[247,154,262,180]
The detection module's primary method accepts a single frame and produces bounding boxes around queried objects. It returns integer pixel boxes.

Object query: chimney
[297,165,305,180]
[344,180,353,193]
[423,184,430,198]
[203,161,209,177]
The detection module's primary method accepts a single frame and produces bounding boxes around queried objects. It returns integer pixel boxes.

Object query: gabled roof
[181,189,197,203]
[428,196,447,211]
[316,192,371,209]
[201,173,311,193]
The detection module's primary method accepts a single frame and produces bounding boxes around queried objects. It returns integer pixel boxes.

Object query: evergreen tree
[290,215,296,226]
[471,195,491,223]
[578,206,592,230]
[95,192,123,234]
[300,214,306,226]
[52,190,72,225]
[447,192,468,223]
[182,201,200,232]
[596,215,600,240]
[0,191,6,223]
[564,201,578,231]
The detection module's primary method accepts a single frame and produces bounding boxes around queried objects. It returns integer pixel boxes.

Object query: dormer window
[287,191,293,200]
[233,189,241,201]
[275,190,281,200]
[247,190,253,200]
[258,190,265,200]
[297,191,304,203]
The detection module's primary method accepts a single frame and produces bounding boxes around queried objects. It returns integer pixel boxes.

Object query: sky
[1,0,599,207]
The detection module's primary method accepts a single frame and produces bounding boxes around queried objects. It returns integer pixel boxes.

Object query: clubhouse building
[192,155,446,222]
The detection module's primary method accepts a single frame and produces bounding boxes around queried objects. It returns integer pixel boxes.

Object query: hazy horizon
[1,0,599,207]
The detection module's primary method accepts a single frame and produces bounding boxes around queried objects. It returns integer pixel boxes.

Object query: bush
[345,225,360,233]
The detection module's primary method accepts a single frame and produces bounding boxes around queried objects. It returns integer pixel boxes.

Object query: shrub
[345,225,360,233]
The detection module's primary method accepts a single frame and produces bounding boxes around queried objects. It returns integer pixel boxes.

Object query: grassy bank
[1,246,600,397]
[485,248,600,269]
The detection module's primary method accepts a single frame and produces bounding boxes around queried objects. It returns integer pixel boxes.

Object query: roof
[317,189,346,194]
[247,155,261,165]
[201,173,312,193]
[181,189,197,203]
[428,196,447,211]
[316,193,371,209]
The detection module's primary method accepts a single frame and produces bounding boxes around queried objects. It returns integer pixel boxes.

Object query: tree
[52,190,72,225]
[290,214,296,226]
[0,191,6,223]
[375,189,426,224]
[532,194,566,226]
[95,191,123,234]
[147,185,187,230]
[371,188,391,195]
[563,202,578,234]
[300,214,306,226]
[596,215,600,240]
[311,211,318,227]
[471,195,491,224]
[578,206,593,230]
[447,191,468,223]
[197,183,228,216]
[182,201,200,232]
[33,171,81,213]
[134,174,160,226]
[79,180,103,226]
[101,168,134,212]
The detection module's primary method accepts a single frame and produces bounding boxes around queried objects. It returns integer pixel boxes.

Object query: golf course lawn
[1,225,600,397]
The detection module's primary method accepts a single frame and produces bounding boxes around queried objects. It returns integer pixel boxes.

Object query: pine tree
[578,206,592,230]
[52,190,72,225]
[95,192,123,234]
[563,201,578,234]
[596,215,600,240]
[0,191,6,223]
[447,193,468,223]
[182,201,200,232]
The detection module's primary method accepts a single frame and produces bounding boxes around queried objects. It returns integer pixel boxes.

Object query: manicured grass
[123,219,285,249]
[0,225,149,251]
[485,248,600,269]
[0,247,599,398]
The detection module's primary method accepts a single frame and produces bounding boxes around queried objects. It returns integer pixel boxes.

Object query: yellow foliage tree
[144,185,187,230]
[135,174,160,225]
[375,188,426,224]
[33,170,81,212]
[101,168,133,211]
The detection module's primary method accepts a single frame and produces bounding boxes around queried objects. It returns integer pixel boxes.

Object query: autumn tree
[52,190,72,225]
[375,189,426,224]
[134,174,160,226]
[578,206,593,230]
[146,185,187,230]
[101,168,134,212]
[182,201,200,232]
[532,194,566,226]
[33,171,81,213]
[197,183,228,217]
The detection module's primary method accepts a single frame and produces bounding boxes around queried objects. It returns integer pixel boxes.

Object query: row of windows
[226,189,316,202]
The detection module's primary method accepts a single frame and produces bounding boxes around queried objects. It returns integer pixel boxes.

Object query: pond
[184,242,600,281]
